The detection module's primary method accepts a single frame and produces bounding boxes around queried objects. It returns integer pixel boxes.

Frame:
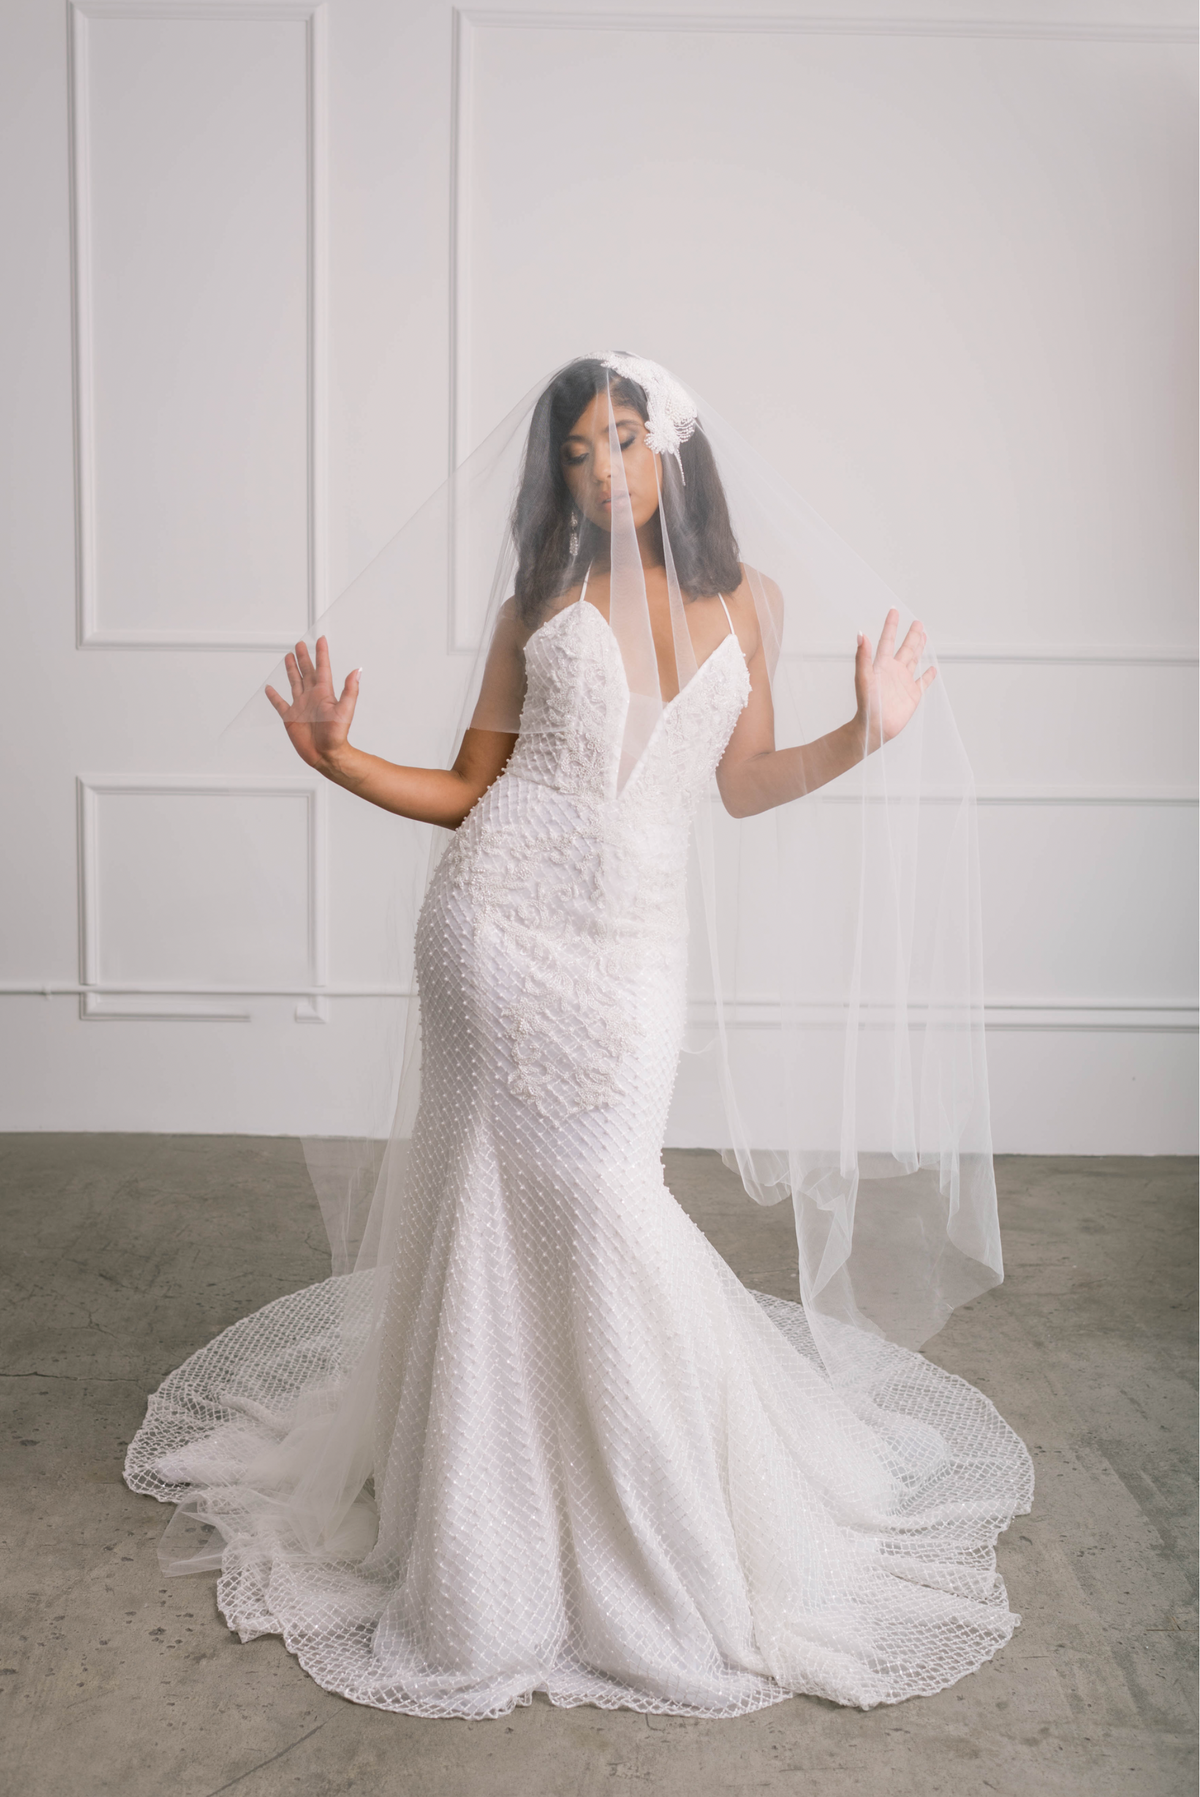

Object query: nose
[591,433,612,485]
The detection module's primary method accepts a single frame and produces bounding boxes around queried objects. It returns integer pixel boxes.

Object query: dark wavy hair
[510,357,741,625]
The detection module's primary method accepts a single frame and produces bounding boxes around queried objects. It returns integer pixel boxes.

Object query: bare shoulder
[736,564,783,620]
[727,564,783,656]
[491,594,530,648]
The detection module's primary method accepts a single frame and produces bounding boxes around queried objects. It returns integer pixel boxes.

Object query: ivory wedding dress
[125,593,1033,1718]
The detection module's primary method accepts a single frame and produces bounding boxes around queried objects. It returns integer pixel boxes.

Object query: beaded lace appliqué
[596,352,699,462]
[443,603,749,1123]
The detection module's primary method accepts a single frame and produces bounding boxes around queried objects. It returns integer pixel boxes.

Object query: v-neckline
[535,593,742,715]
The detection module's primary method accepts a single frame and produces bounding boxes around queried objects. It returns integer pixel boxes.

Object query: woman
[125,355,1032,1718]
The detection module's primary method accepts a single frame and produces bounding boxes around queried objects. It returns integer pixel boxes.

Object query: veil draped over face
[214,354,998,1562]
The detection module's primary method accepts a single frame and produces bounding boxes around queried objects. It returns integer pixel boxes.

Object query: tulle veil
[192,352,1000,1566]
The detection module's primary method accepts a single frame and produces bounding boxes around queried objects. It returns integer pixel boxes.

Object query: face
[560,392,662,533]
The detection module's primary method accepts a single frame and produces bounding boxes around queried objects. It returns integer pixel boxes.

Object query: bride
[125,354,1033,1719]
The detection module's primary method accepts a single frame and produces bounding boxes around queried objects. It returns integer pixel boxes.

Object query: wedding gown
[125,594,1033,1718]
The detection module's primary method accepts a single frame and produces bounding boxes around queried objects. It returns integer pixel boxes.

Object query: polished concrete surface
[1,1137,1195,1797]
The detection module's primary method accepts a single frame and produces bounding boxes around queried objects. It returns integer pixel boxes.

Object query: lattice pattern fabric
[126,598,1033,1717]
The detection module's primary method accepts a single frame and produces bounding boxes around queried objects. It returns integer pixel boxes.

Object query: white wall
[1,0,1196,1151]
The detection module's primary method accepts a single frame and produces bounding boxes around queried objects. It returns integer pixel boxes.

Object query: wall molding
[984,1003,1198,1034]
[68,0,328,651]
[0,983,409,998]
[793,644,1199,667]
[1,981,1192,1033]
[702,785,1199,806]
[75,775,328,1020]
[457,11,1198,45]
[972,786,1198,807]
[684,996,1199,1033]
[449,7,473,485]
[936,645,1198,667]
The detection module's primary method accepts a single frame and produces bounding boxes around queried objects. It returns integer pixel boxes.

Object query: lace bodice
[436,598,751,1126]
[504,598,750,816]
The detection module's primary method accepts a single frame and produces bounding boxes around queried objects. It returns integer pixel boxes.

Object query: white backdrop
[1,0,1196,1151]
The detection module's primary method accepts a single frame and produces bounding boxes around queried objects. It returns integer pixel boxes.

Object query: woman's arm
[266,636,517,829]
[314,727,517,829]
[716,607,935,820]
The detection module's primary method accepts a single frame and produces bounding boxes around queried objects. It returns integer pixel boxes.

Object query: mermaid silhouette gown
[124,596,1033,1718]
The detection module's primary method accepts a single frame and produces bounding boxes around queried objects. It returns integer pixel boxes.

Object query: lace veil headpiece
[595,351,699,464]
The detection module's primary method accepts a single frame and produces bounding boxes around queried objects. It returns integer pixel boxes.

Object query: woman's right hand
[265,636,361,772]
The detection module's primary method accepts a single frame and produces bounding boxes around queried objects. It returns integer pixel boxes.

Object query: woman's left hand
[855,610,937,748]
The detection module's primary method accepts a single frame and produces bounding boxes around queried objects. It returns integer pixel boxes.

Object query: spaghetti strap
[717,593,734,637]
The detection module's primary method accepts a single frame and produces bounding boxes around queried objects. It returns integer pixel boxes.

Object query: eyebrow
[562,416,643,445]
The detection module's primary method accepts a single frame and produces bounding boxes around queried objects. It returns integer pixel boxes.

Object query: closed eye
[562,431,638,468]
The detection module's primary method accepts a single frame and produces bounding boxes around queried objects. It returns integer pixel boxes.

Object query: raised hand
[265,637,361,771]
[854,609,937,750]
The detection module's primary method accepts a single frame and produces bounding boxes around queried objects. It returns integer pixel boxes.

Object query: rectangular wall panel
[71,2,326,647]
[78,777,327,1019]
[943,657,1198,793]
[977,799,1198,1002]
[455,18,1197,654]
[456,13,1197,1155]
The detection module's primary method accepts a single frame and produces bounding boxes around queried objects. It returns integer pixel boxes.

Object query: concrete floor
[0,1138,1195,1797]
